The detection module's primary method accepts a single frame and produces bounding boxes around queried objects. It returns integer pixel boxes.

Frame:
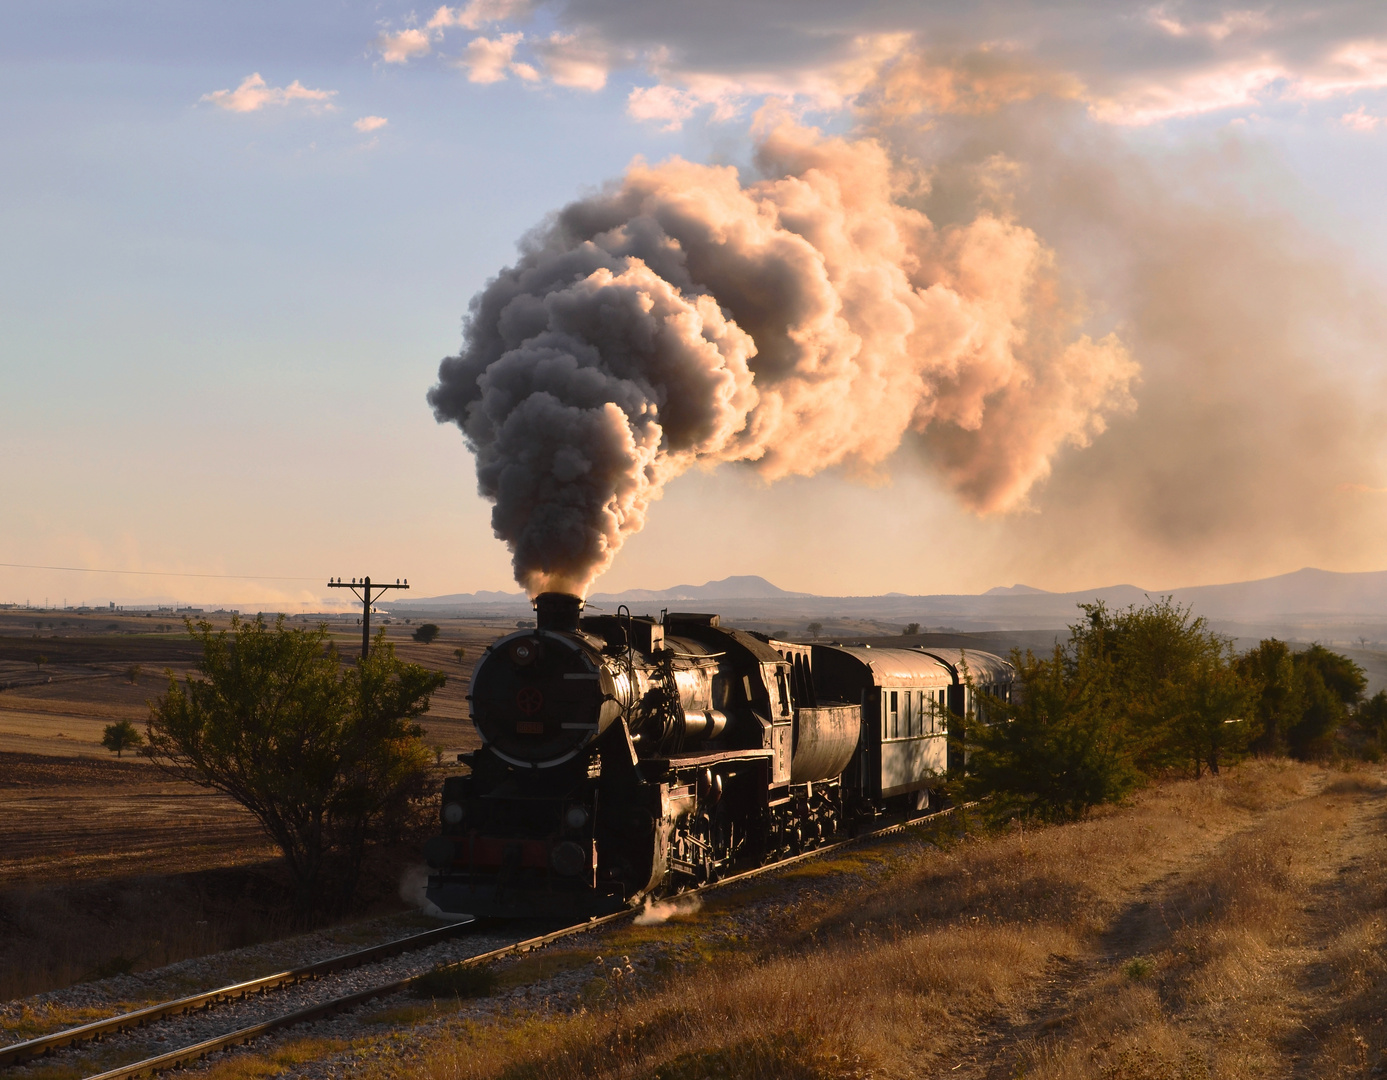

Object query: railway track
[0,921,480,1070]
[2,802,973,1080]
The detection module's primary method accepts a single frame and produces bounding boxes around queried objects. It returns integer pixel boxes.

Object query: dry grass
[1013,768,1387,1079]
[0,613,507,1004]
[372,760,1387,1080]
[179,1037,348,1080]
[0,862,301,1007]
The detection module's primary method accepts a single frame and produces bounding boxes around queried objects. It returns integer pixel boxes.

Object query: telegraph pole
[326,576,409,660]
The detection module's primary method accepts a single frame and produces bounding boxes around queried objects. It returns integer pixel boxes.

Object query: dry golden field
[357,760,1387,1080]
[0,611,502,999]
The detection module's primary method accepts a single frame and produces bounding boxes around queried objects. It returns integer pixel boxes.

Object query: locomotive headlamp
[551,840,587,876]
[442,802,465,825]
[565,805,589,830]
[508,639,538,666]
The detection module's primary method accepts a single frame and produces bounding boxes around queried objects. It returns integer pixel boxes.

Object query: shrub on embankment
[956,598,1371,822]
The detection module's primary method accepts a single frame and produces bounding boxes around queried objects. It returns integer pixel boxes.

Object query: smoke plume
[855,52,1387,589]
[429,120,1136,595]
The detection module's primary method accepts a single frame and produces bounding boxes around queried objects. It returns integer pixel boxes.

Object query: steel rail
[71,801,975,1080]
[0,919,475,1068]
[80,915,638,1080]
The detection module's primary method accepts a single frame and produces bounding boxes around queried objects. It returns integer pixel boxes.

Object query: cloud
[428,0,532,31]
[871,46,1085,120]
[1087,61,1289,125]
[354,115,389,132]
[534,32,613,90]
[627,84,708,129]
[375,0,532,72]
[1146,6,1273,42]
[1297,39,1387,99]
[1341,104,1385,130]
[445,2,1387,130]
[626,34,910,130]
[200,73,336,113]
[376,28,433,64]
[460,32,527,83]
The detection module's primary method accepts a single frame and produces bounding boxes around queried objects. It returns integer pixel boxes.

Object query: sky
[3,0,1387,608]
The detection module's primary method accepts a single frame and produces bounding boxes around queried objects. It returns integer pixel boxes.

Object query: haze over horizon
[6,1,1387,609]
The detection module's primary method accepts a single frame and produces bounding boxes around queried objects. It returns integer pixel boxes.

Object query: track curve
[3,802,974,1080]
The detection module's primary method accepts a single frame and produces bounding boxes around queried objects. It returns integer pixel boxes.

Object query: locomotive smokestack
[534,591,583,633]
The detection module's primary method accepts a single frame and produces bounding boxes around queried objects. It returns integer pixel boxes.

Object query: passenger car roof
[815,645,955,685]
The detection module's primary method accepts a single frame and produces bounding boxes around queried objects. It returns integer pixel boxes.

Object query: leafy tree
[1360,690,1387,736]
[412,623,441,644]
[124,664,143,684]
[1300,643,1368,705]
[1170,648,1254,776]
[102,719,144,757]
[1234,640,1365,760]
[961,597,1264,819]
[34,654,47,675]
[146,616,444,913]
[1355,690,1387,758]
[958,646,1141,822]
[453,646,467,665]
[1283,645,1364,760]
[904,622,921,635]
[806,622,823,640]
[1235,639,1301,755]
[1069,598,1239,774]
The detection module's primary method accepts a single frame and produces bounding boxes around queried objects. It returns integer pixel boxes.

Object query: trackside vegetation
[957,598,1371,821]
[145,615,444,914]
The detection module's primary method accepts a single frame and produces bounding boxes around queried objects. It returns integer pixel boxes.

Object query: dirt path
[958,768,1387,1080]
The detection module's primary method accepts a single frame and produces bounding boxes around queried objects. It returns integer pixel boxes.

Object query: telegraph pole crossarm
[326,576,409,660]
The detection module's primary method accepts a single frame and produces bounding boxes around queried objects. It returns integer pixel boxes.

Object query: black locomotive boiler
[423,592,1014,919]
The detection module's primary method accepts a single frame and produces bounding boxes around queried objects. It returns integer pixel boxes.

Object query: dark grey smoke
[429,122,1136,594]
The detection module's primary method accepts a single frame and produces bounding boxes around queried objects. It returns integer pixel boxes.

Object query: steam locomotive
[423,592,1015,919]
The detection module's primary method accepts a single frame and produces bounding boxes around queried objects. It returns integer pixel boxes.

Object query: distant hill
[383,567,1387,633]
[395,588,527,607]
[588,575,813,604]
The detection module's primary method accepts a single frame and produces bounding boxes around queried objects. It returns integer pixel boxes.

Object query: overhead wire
[0,562,321,582]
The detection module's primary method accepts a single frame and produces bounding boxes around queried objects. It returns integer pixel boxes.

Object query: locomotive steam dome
[469,592,620,768]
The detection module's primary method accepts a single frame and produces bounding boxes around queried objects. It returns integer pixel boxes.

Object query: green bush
[102,719,144,758]
[958,598,1369,819]
[959,646,1141,822]
[147,616,444,914]
[958,598,1267,821]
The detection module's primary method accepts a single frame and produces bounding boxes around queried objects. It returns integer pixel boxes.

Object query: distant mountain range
[589,575,814,603]
[394,575,804,609]
[382,567,1387,632]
